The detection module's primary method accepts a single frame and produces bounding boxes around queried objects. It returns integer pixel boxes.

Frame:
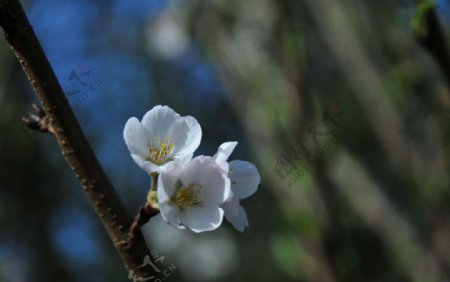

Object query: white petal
[180,205,224,233]
[221,192,240,218]
[158,164,183,201]
[131,154,175,173]
[158,166,186,229]
[213,141,238,165]
[159,201,184,229]
[214,152,230,172]
[131,154,158,173]
[200,170,230,206]
[225,205,249,232]
[123,117,149,158]
[177,156,205,185]
[169,116,202,158]
[174,154,193,166]
[177,156,214,186]
[195,156,231,206]
[229,160,260,199]
[158,161,178,173]
[141,105,181,139]
[179,156,230,205]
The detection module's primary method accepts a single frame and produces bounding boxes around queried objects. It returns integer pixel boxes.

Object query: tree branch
[0,0,157,277]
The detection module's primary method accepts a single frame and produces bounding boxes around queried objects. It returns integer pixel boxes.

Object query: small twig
[22,103,54,134]
[128,172,160,248]
[128,203,160,248]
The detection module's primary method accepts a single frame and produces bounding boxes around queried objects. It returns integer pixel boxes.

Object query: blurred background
[1,0,450,281]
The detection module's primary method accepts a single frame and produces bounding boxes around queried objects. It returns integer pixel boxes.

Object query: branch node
[22,103,54,134]
[126,204,160,250]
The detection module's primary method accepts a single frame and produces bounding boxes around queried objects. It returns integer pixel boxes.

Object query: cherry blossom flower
[124,105,202,173]
[157,156,230,233]
[213,142,260,232]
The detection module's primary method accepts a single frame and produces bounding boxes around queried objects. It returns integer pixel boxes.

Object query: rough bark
[0,0,157,277]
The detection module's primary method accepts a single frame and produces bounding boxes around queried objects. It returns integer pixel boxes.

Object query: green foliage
[411,0,436,36]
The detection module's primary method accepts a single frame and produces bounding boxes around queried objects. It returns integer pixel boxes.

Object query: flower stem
[150,172,159,191]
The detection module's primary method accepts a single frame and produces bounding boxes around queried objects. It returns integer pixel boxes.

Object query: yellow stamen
[147,137,175,165]
[173,183,203,210]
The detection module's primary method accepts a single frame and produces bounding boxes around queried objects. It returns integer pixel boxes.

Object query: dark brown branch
[0,0,157,277]
[413,2,450,87]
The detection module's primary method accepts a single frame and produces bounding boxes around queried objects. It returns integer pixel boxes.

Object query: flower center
[173,183,203,210]
[147,137,175,165]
